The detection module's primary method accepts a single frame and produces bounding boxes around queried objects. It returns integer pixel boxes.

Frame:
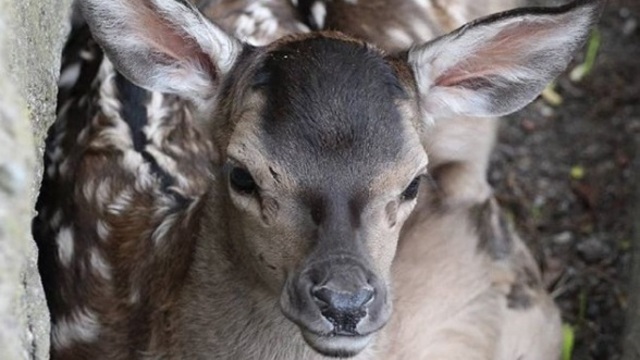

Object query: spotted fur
[34,15,213,359]
[198,0,309,45]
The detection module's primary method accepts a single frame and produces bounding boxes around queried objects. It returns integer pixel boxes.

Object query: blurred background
[491,0,640,358]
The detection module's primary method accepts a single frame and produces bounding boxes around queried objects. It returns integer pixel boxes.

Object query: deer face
[218,35,427,356]
[80,0,602,356]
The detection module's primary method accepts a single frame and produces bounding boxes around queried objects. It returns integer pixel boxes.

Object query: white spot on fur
[122,150,143,171]
[235,14,256,41]
[78,95,90,108]
[443,4,472,27]
[59,62,81,89]
[107,189,134,215]
[408,20,436,42]
[233,2,281,46]
[144,146,178,178]
[46,164,57,179]
[120,150,156,191]
[77,126,90,144]
[134,163,155,191]
[82,178,97,202]
[95,178,112,208]
[296,22,311,32]
[387,28,414,48]
[58,159,71,176]
[129,288,140,304]
[52,308,101,350]
[57,227,75,267]
[152,211,180,246]
[48,146,64,163]
[56,101,73,127]
[97,61,122,121]
[411,0,429,9]
[50,209,63,229]
[311,2,327,29]
[80,49,96,61]
[91,62,143,158]
[343,0,357,4]
[146,92,169,128]
[96,220,111,242]
[90,248,112,280]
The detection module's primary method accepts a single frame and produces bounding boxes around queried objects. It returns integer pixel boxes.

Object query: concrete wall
[0,0,72,359]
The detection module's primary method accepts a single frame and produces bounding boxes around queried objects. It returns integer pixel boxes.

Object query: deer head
[79,0,602,356]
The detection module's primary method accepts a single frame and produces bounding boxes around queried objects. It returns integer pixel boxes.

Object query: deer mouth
[280,257,392,357]
[301,331,374,358]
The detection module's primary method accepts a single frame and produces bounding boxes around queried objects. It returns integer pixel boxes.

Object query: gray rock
[576,236,611,264]
[552,231,573,245]
[0,0,73,359]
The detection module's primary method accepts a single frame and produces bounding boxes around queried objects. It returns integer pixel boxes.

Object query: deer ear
[80,0,242,105]
[408,0,604,119]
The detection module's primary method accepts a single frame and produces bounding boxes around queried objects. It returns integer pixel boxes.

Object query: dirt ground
[490,1,640,358]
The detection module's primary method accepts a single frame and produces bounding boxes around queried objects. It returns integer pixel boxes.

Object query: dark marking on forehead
[304,187,366,229]
[256,35,408,179]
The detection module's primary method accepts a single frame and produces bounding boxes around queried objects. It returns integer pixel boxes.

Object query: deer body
[34,0,602,359]
[387,194,562,360]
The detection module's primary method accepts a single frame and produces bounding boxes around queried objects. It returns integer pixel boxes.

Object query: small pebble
[521,118,536,132]
[623,18,637,36]
[619,7,630,18]
[576,237,610,263]
[553,231,573,245]
[539,104,555,118]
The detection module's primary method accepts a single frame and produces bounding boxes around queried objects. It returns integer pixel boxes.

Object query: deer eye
[401,177,421,201]
[229,167,258,195]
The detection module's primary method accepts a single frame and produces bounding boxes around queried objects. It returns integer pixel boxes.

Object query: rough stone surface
[0,0,72,359]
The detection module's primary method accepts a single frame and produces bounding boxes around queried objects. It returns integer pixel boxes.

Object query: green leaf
[570,166,585,180]
[570,29,602,82]
[562,324,575,360]
[542,83,563,106]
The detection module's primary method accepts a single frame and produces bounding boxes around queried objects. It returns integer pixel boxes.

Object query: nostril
[311,286,375,312]
[311,285,374,335]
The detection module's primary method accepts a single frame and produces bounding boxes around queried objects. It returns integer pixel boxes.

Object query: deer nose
[311,283,374,335]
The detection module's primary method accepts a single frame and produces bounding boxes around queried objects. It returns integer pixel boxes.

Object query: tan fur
[385,193,561,360]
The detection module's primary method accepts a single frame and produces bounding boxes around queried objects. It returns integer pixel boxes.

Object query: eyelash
[401,176,421,201]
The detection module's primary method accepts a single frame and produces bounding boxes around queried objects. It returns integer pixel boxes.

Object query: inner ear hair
[407,0,604,119]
